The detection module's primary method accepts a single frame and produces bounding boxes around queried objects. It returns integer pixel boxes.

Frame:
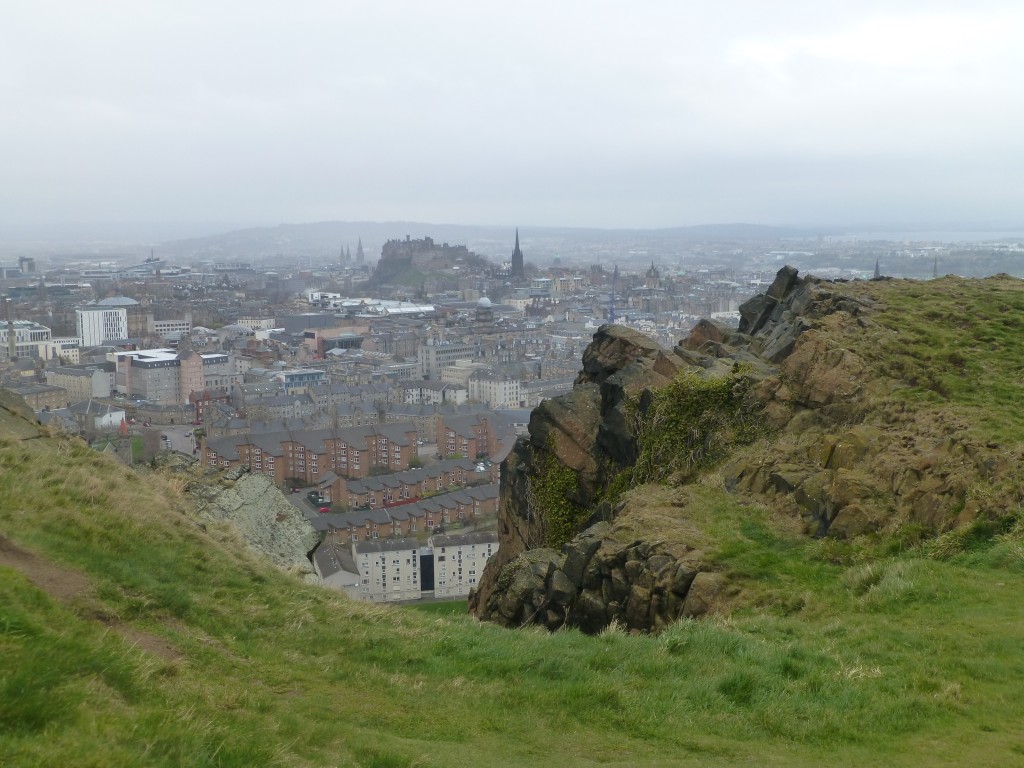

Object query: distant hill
[155,220,817,265]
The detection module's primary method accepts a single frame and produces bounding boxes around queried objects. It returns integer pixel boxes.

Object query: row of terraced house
[201,413,508,487]
[201,422,420,483]
[314,457,497,509]
[311,483,500,545]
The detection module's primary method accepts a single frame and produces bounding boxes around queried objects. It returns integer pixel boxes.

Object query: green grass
[849,275,1024,444]
[3,428,1024,766]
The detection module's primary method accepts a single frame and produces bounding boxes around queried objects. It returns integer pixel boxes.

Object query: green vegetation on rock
[530,442,587,549]
[624,367,764,489]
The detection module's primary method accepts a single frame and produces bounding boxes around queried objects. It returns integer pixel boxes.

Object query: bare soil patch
[0,534,183,660]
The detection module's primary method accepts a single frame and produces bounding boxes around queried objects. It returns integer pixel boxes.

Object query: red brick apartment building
[313,483,500,545]
[436,413,506,459]
[201,422,418,484]
[335,457,497,509]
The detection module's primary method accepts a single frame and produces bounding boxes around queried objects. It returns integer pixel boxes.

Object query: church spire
[511,228,524,279]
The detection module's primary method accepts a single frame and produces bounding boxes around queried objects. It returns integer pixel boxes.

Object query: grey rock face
[190,469,321,582]
[473,522,713,634]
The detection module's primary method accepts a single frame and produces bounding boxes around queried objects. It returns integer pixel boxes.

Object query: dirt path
[0,534,183,660]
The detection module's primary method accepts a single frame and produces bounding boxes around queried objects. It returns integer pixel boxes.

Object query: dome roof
[477,296,492,308]
[96,295,139,306]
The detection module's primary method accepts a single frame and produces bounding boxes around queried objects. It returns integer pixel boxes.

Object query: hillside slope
[4,274,1024,765]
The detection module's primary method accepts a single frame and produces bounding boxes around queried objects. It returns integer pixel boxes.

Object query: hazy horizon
[3,2,1023,235]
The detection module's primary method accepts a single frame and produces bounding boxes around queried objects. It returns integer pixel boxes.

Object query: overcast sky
[2,1,1022,234]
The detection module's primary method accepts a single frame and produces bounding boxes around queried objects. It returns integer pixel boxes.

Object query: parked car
[318,506,330,514]
[291,487,300,494]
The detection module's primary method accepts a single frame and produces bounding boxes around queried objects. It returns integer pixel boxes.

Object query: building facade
[44,366,112,402]
[468,369,523,409]
[202,422,419,484]
[431,531,498,598]
[76,307,128,346]
[418,341,478,380]
[0,320,53,360]
[117,348,237,405]
[354,538,422,602]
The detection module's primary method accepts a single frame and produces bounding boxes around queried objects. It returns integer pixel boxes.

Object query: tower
[356,238,365,265]
[511,228,524,279]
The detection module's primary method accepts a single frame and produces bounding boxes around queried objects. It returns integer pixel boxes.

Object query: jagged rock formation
[470,266,1022,633]
[187,467,321,582]
[470,517,721,633]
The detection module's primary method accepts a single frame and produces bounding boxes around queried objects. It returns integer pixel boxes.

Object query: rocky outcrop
[473,521,719,634]
[471,269,824,629]
[473,266,1023,632]
[0,388,42,440]
[188,467,321,582]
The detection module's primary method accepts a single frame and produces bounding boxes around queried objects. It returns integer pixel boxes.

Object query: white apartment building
[77,306,128,346]
[468,369,523,409]
[441,359,486,387]
[431,532,499,598]
[0,320,52,360]
[41,338,82,364]
[354,538,422,602]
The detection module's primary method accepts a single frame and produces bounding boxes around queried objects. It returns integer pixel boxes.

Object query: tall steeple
[356,238,365,264]
[511,228,524,279]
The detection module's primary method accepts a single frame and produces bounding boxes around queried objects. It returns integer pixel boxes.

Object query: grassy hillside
[4,275,1024,766]
[3,419,1024,766]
